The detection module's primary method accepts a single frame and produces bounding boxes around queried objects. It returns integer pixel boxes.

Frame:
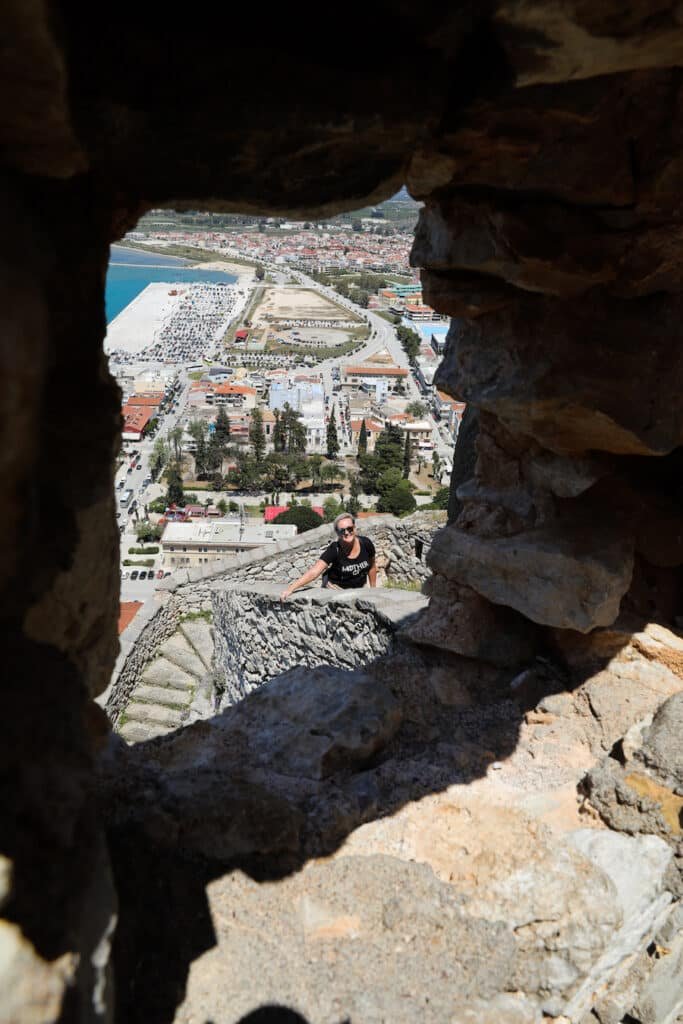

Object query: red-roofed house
[122,403,154,441]
[343,364,408,395]
[118,601,143,635]
[349,418,384,452]
[264,505,323,523]
[213,383,257,410]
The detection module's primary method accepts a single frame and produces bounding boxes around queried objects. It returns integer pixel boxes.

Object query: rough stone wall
[213,583,427,707]
[2,5,683,1023]
[105,512,442,717]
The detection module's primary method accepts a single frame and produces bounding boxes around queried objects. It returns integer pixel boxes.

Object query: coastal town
[107,199,464,610]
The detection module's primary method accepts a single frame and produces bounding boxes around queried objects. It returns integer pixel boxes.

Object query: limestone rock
[433,293,683,456]
[404,575,537,668]
[583,694,683,851]
[225,666,402,781]
[174,854,517,1024]
[427,523,633,632]
[638,691,683,788]
[563,830,674,1022]
[526,451,608,499]
[0,920,76,1024]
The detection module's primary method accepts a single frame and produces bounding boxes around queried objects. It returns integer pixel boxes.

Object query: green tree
[377,466,404,498]
[249,407,266,464]
[403,430,412,479]
[307,453,324,488]
[150,435,169,479]
[406,400,427,418]
[284,404,307,454]
[347,473,362,516]
[165,464,184,506]
[205,432,224,475]
[396,325,421,364]
[374,423,404,473]
[326,409,340,459]
[216,498,228,515]
[213,406,231,448]
[322,496,344,522]
[432,450,443,480]
[254,264,265,281]
[272,408,286,453]
[135,520,163,543]
[357,419,368,456]
[321,462,344,489]
[227,456,260,493]
[273,506,324,533]
[431,486,450,510]
[377,479,417,516]
[168,425,184,464]
[188,419,209,477]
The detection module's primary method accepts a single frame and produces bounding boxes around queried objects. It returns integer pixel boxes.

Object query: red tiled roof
[118,601,143,635]
[214,383,256,396]
[126,393,164,406]
[345,365,408,377]
[264,505,324,522]
[122,405,154,433]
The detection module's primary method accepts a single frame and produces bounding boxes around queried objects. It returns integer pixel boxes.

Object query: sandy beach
[198,259,255,287]
[105,283,182,355]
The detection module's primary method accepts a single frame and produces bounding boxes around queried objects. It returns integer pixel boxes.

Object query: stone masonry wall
[213,583,427,707]
[104,512,444,720]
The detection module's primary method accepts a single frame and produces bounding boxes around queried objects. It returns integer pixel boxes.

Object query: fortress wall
[212,583,427,707]
[104,512,444,720]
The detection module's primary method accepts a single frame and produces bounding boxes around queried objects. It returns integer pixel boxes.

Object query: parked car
[122,571,130,580]
[156,570,164,579]
[130,570,139,580]
[138,571,147,580]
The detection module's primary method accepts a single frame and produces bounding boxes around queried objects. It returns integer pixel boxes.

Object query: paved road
[279,268,454,465]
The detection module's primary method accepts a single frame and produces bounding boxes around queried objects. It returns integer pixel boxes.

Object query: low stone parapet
[212,582,428,708]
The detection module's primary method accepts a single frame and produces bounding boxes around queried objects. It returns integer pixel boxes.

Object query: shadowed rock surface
[1,3,683,1023]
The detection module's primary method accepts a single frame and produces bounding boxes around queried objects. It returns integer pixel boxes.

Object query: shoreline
[111,242,254,288]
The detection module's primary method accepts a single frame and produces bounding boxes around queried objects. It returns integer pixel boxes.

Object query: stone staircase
[117,617,216,744]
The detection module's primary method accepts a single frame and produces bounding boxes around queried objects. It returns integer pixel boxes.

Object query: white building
[161,519,298,569]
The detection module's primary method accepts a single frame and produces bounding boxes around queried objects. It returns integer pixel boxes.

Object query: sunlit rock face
[1,2,683,1022]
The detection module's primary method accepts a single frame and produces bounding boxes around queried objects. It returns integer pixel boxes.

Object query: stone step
[124,702,186,728]
[132,684,193,709]
[179,618,215,670]
[141,658,195,692]
[157,635,207,680]
[119,721,159,744]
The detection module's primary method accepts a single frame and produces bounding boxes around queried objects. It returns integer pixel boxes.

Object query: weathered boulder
[583,693,683,854]
[427,522,634,632]
[404,575,538,668]
[638,690,683,789]
[433,293,683,456]
[174,854,521,1024]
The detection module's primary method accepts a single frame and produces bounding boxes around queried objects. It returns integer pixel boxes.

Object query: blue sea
[106,244,237,324]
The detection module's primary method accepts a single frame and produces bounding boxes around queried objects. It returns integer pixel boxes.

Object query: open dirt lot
[254,286,361,323]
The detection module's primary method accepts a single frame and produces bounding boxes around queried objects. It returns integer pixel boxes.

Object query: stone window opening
[4,11,683,1024]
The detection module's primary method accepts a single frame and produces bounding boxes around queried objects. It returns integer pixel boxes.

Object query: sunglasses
[337,526,355,535]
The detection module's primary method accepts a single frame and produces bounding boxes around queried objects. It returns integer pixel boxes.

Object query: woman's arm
[368,558,377,587]
[280,559,329,600]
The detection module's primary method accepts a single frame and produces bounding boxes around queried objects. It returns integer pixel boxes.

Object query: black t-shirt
[320,535,376,589]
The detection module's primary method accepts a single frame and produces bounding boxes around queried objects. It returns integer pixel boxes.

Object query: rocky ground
[98,610,683,1024]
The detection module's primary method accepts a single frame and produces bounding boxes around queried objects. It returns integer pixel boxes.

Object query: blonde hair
[333,512,355,532]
